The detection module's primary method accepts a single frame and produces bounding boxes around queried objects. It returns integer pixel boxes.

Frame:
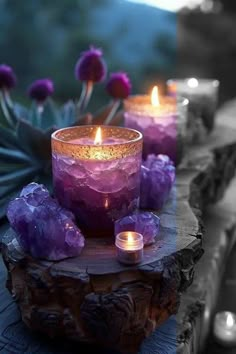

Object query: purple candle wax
[124,94,188,165]
[51,126,143,237]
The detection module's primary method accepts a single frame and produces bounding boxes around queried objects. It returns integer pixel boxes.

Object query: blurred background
[0,0,235,107]
[1,0,235,106]
[0,0,175,110]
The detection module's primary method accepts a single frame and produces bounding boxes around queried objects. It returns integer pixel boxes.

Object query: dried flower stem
[104,99,120,125]
[78,81,93,114]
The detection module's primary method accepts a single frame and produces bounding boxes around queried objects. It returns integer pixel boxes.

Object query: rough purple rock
[140,154,175,210]
[106,72,131,99]
[115,211,160,246]
[7,182,85,260]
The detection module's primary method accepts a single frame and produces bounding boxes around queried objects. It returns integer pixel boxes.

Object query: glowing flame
[94,127,102,145]
[104,198,109,208]
[151,86,160,106]
[187,78,199,88]
[226,313,234,328]
[127,232,134,245]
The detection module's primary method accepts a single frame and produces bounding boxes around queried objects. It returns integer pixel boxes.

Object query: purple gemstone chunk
[7,182,85,260]
[115,211,160,246]
[140,154,175,210]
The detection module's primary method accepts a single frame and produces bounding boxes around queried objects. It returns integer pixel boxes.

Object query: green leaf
[3,97,18,126]
[16,119,51,161]
[60,100,77,127]
[0,189,20,220]
[14,102,30,121]
[0,147,31,163]
[0,125,21,149]
[28,101,40,127]
[29,99,60,130]
[39,99,60,130]
[0,98,13,129]
[0,184,20,199]
[0,166,40,186]
[0,162,28,174]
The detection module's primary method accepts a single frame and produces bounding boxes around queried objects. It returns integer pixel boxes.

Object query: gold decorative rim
[51,125,143,160]
[124,95,188,115]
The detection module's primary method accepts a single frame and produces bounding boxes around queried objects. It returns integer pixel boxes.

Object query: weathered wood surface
[0,251,178,354]
[1,219,201,354]
[1,101,236,353]
[176,100,236,354]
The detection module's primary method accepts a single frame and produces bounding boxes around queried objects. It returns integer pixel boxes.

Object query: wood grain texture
[0,254,177,354]
[2,107,236,353]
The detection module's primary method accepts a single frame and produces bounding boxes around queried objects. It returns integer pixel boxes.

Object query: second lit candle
[124,86,188,165]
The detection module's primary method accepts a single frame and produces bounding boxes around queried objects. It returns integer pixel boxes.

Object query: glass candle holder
[124,95,188,166]
[213,312,236,347]
[51,126,143,237]
[167,78,219,142]
[115,231,143,265]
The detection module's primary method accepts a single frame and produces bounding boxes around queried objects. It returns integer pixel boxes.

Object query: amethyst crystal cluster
[115,211,160,246]
[7,183,85,260]
[140,154,175,210]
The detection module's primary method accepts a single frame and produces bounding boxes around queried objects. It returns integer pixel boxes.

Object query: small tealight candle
[213,311,236,347]
[124,86,188,165]
[115,231,143,265]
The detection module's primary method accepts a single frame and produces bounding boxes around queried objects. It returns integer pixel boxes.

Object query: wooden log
[2,110,236,353]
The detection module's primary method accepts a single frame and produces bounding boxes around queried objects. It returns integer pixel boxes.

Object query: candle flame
[187,78,199,88]
[151,86,160,106]
[127,232,134,245]
[104,198,109,208]
[226,313,234,328]
[94,127,102,145]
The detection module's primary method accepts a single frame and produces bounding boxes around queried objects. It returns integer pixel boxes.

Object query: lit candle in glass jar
[115,231,143,265]
[213,311,236,347]
[124,86,188,165]
[52,126,143,237]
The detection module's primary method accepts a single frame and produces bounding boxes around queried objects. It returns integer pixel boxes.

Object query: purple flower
[106,72,131,99]
[0,64,17,90]
[75,47,107,83]
[28,79,54,102]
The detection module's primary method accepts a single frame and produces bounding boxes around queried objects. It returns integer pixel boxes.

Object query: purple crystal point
[7,182,85,260]
[140,154,175,210]
[115,211,160,246]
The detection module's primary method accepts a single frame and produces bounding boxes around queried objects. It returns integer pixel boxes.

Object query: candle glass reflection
[167,78,219,142]
[115,231,143,265]
[214,311,236,347]
[52,126,143,237]
[124,95,188,165]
